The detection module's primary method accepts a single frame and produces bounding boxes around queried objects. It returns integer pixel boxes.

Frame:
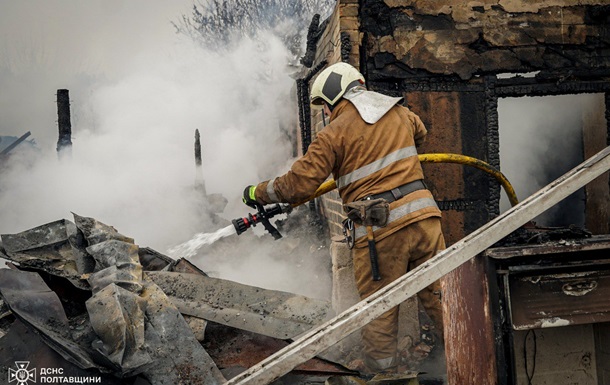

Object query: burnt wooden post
[56,89,72,156]
[194,129,206,196]
[195,129,202,167]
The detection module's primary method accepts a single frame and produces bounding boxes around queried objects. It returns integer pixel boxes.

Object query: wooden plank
[484,235,610,259]
[0,131,31,158]
[509,269,610,330]
[227,146,610,385]
[583,93,609,234]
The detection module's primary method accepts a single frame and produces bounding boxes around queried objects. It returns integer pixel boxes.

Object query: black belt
[364,180,426,203]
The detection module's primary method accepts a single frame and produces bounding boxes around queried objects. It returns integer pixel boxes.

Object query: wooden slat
[0,131,31,158]
[484,235,610,259]
[227,146,610,385]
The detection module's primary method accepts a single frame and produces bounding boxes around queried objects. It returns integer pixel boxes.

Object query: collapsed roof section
[0,214,353,384]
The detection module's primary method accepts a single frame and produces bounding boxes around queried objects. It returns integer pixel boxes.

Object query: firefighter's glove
[242,185,258,208]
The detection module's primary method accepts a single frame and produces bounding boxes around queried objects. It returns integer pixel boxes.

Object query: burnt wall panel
[376,88,493,243]
[584,93,610,234]
[460,91,493,234]
[404,91,466,244]
[484,76,502,221]
[361,2,610,81]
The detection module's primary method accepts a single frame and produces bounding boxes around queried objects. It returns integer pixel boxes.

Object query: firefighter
[242,62,445,373]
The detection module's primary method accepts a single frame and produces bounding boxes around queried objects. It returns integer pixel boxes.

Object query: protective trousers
[353,216,445,371]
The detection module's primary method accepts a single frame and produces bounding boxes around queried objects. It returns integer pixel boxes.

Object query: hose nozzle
[232,204,292,239]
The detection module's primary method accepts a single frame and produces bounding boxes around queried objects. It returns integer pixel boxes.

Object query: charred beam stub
[298,60,328,155]
[485,76,501,219]
[194,129,207,196]
[304,60,329,83]
[56,89,72,155]
[297,78,310,155]
[296,79,315,221]
[195,129,202,167]
[606,92,610,203]
[340,31,351,63]
[300,14,326,68]
[299,61,327,216]
[606,92,610,148]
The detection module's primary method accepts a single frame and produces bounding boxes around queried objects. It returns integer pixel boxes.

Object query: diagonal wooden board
[227,146,610,385]
[145,271,331,340]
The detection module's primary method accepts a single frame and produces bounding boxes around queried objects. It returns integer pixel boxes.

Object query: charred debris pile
[0,213,356,385]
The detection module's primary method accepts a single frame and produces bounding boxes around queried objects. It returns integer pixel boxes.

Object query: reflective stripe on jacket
[256,97,441,245]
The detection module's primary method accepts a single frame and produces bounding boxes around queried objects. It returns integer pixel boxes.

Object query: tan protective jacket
[255,97,441,245]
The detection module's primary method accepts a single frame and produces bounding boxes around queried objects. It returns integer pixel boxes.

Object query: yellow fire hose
[295,153,519,207]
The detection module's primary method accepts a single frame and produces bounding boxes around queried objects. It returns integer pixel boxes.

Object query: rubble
[0,214,355,384]
[1,218,89,289]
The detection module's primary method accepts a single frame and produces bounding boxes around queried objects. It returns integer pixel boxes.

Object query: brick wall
[308,0,363,239]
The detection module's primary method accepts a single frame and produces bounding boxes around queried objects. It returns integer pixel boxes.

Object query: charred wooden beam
[340,31,351,63]
[0,131,31,158]
[299,61,327,215]
[195,129,202,167]
[56,89,72,155]
[300,14,326,68]
[194,129,207,196]
[484,76,501,220]
[297,60,328,157]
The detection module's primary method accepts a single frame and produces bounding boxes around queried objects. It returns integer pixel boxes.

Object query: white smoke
[0,1,331,299]
[498,93,605,227]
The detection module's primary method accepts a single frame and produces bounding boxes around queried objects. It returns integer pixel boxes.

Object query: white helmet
[310,62,365,108]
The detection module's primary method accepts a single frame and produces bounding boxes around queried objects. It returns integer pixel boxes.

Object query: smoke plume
[498,93,605,227]
[0,1,331,299]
